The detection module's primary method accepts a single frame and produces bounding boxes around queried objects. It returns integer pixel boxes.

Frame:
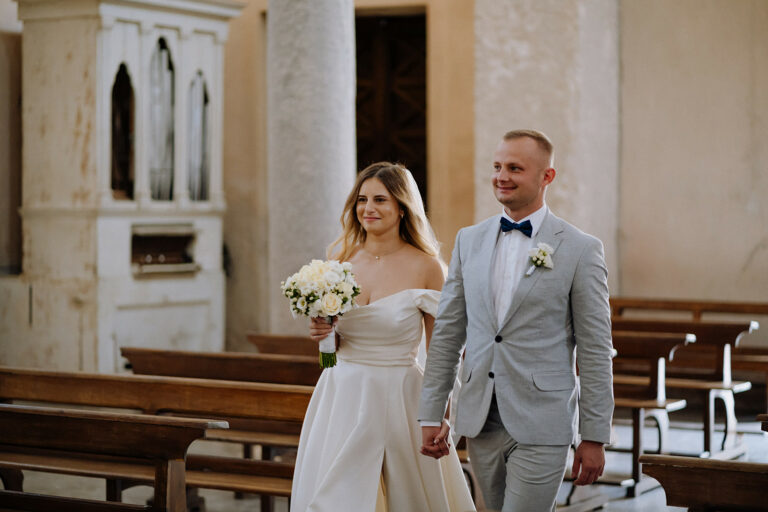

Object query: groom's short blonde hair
[503,129,554,167]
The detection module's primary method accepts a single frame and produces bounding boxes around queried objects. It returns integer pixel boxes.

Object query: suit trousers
[466,394,570,512]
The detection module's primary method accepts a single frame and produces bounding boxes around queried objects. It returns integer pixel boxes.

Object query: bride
[290,162,476,512]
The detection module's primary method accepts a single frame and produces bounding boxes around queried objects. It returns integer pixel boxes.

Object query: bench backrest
[611,318,757,384]
[612,331,695,401]
[0,403,224,511]
[610,297,768,321]
[121,347,322,386]
[0,367,312,423]
[247,333,317,357]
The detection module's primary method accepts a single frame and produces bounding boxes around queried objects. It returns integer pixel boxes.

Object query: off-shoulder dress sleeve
[414,289,441,317]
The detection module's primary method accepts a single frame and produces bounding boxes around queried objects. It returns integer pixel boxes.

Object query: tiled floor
[16,419,768,511]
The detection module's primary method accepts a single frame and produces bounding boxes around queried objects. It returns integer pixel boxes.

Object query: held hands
[571,440,605,486]
[420,421,452,459]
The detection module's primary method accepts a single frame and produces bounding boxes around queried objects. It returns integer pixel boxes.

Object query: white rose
[308,301,322,317]
[341,262,353,272]
[337,281,354,297]
[319,293,343,317]
[324,269,342,287]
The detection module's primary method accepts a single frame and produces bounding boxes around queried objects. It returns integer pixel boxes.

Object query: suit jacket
[419,211,613,445]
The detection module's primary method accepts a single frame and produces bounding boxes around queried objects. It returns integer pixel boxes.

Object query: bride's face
[356,177,403,236]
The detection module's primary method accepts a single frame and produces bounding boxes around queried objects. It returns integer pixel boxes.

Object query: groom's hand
[571,440,605,485]
[420,423,451,459]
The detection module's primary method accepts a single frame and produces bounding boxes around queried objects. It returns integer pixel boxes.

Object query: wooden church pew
[246,333,317,357]
[611,318,756,458]
[0,367,312,508]
[639,453,768,511]
[0,403,225,512]
[602,330,692,497]
[121,346,321,510]
[611,297,768,410]
[121,346,322,386]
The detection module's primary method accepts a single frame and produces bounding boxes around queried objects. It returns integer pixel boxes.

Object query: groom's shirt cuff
[419,420,442,427]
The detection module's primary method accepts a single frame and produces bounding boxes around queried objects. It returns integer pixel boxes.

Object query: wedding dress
[290,288,476,512]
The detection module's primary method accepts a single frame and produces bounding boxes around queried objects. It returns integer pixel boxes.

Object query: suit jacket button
[494,335,502,343]
[488,371,494,378]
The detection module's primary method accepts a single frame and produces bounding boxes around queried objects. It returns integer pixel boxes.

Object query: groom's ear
[543,167,556,185]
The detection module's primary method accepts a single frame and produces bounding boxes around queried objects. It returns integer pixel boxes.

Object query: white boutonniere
[525,242,554,276]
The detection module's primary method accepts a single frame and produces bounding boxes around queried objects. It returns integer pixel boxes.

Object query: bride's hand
[420,421,451,459]
[309,317,337,342]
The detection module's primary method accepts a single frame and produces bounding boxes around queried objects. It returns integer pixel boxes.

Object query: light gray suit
[419,211,613,510]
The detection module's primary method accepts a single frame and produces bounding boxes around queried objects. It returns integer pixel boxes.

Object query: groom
[419,129,613,511]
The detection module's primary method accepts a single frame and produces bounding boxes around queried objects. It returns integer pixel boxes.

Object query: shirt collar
[501,204,548,238]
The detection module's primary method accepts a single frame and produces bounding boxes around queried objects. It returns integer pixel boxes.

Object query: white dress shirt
[492,204,548,327]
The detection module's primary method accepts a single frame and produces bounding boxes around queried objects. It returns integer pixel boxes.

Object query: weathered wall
[620,0,768,300]
[474,0,620,291]
[620,0,768,345]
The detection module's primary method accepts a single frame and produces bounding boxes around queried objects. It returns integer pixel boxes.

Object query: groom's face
[492,137,555,219]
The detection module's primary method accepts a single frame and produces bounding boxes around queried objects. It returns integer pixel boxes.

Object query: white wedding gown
[290,288,476,512]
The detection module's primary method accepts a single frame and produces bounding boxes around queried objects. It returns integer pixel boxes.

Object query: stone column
[474,0,620,291]
[266,0,356,333]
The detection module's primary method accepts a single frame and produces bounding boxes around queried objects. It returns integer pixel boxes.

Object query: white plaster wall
[474,0,619,290]
[620,0,768,302]
[0,0,22,272]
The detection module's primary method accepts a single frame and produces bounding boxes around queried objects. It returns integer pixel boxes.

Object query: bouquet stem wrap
[318,316,337,368]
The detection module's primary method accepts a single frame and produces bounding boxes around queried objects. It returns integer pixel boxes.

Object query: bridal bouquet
[281,259,361,368]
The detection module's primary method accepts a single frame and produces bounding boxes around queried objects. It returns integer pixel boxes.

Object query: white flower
[324,269,342,288]
[319,293,343,316]
[528,242,555,270]
[308,301,322,317]
[296,297,307,313]
[336,281,354,296]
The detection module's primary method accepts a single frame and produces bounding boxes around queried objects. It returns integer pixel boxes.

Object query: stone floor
[16,418,768,511]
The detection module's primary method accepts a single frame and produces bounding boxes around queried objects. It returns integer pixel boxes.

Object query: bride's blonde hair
[328,162,442,263]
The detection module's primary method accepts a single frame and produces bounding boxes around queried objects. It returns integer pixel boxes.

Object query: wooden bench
[121,347,322,386]
[610,297,768,320]
[0,403,225,512]
[247,333,317,357]
[0,367,312,509]
[611,297,768,410]
[604,330,692,497]
[640,450,768,511]
[121,346,322,510]
[611,318,757,458]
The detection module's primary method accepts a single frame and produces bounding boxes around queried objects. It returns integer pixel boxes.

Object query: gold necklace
[366,244,405,262]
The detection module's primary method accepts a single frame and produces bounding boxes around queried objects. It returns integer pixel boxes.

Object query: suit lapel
[476,217,502,328]
[498,212,565,330]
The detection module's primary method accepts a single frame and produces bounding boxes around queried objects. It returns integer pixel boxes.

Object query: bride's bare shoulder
[404,246,444,290]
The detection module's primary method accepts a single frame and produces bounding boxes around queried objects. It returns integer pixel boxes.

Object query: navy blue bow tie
[500,218,533,237]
